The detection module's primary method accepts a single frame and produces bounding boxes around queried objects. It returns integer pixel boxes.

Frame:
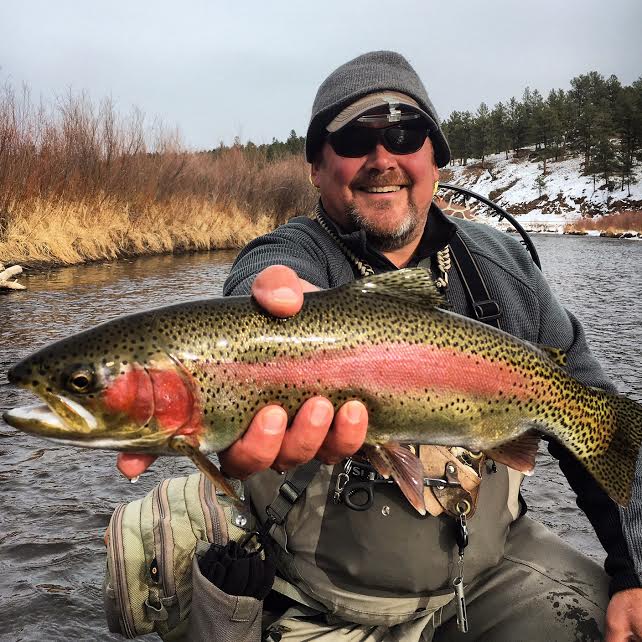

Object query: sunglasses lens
[328,125,428,158]
[329,128,377,158]
[383,127,427,154]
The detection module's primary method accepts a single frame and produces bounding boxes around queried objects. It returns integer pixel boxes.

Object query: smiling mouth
[360,185,404,193]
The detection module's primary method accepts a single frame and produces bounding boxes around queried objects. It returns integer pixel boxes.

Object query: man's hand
[605,588,642,641]
[117,265,369,480]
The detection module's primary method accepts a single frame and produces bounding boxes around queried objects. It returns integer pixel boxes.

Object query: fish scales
[154,287,606,455]
[4,269,642,512]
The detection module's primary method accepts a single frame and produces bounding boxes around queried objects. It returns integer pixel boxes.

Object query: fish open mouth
[3,391,174,452]
[2,393,97,437]
[3,403,67,433]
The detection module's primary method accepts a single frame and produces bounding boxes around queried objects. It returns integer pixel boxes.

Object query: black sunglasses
[327,123,430,158]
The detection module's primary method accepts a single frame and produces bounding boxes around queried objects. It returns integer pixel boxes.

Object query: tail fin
[579,395,642,505]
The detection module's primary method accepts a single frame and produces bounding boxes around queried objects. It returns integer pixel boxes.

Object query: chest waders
[257,189,540,635]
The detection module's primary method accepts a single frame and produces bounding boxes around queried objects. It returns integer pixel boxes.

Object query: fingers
[272,397,334,471]
[219,405,288,479]
[317,400,368,464]
[604,589,642,642]
[116,398,368,482]
[251,265,318,318]
[117,453,157,479]
[218,398,368,479]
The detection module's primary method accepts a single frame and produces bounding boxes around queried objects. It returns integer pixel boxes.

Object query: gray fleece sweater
[223,205,641,593]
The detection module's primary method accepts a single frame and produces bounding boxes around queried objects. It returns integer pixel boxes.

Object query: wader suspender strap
[449,232,502,330]
[262,461,332,613]
[263,460,322,535]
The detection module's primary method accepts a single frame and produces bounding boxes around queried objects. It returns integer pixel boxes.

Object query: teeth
[363,186,402,193]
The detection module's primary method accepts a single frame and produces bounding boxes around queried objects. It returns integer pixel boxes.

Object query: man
[121,51,642,639]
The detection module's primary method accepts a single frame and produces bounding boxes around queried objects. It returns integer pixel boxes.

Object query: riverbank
[437,151,642,238]
[3,86,642,268]
[0,195,281,268]
[3,196,640,270]
[0,88,317,268]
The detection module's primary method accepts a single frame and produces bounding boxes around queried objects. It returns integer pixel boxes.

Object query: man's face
[310,123,439,252]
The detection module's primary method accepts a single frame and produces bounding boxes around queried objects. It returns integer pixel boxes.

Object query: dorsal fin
[346,268,445,307]
[535,344,568,367]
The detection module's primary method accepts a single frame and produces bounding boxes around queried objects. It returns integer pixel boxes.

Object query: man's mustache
[352,171,411,189]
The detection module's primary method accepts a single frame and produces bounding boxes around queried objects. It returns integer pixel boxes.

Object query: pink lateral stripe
[207,343,540,399]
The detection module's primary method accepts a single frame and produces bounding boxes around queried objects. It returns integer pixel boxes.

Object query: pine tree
[614,84,641,193]
[535,165,547,197]
[285,129,304,155]
[546,89,569,160]
[489,102,509,158]
[506,97,528,157]
[442,111,473,165]
[472,103,491,166]
[585,102,617,191]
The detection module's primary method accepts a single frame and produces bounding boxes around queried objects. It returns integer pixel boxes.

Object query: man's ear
[310,159,321,188]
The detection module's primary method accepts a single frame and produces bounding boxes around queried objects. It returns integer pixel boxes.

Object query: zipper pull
[453,510,469,633]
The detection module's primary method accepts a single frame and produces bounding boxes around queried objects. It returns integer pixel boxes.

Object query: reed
[564,211,642,235]
[0,84,317,267]
[0,196,282,266]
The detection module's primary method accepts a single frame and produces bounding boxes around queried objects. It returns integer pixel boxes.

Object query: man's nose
[365,142,397,172]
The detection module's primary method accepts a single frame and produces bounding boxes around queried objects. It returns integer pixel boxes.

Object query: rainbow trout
[4,269,642,514]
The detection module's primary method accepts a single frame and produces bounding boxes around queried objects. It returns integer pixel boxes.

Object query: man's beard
[345,201,423,252]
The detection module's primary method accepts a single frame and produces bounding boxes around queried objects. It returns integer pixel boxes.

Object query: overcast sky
[1,0,640,150]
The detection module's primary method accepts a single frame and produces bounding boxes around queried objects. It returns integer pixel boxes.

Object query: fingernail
[345,401,363,423]
[272,287,298,304]
[310,401,333,427]
[263,407,285,435]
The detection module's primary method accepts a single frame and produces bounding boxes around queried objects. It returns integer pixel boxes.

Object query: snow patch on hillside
[440,151,642,232]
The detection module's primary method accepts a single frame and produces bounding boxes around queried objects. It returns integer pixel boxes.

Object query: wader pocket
[103,473,253,639]
[188,556,262,642]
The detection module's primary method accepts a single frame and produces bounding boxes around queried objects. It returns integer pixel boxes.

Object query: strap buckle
[278,480,301,504]
[473,299,501,322]
[264,480,303,527]
[264,504,285,527]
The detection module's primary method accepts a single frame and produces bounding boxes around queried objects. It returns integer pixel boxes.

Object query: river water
[0,235,639,641]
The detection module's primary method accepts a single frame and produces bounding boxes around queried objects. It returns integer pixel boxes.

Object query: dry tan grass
[564,211,642,235]
[0,196,277,266]
[0,85,317,266]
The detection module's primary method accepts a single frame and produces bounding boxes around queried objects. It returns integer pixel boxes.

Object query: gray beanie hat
[305,50,451,167]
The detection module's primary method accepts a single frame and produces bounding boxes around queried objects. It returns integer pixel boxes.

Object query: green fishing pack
[103,472,253,640]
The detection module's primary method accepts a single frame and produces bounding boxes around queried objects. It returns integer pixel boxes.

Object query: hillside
[439,150,642,234]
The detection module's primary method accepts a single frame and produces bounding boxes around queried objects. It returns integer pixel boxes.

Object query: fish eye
[65,368,95,394]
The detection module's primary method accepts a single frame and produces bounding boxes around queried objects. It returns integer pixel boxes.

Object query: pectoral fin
[485,431,540,475]
[169,436,241,503]
[362,441,427,515]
